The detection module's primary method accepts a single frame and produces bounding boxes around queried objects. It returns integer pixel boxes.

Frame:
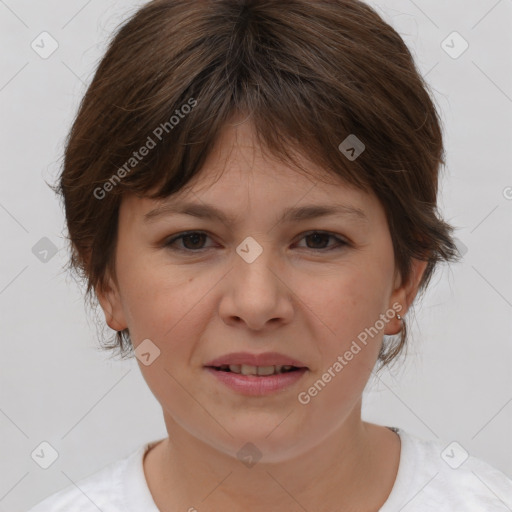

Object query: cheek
[293,269,386,413]
[117,258,216,346]
[296,262,390,345]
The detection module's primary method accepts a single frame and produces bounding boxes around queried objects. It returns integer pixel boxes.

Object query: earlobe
[403,258,429,307]
[95,278,127,332]
[386,258,429,335]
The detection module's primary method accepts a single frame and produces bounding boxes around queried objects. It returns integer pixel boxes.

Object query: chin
[209,422,312,465]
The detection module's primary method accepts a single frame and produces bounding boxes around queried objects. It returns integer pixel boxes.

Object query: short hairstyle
[51,0,461,368]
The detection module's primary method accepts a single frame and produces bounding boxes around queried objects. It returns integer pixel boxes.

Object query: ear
[384,258,429,335]
[95,272,128,332]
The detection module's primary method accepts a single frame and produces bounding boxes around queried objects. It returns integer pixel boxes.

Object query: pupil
[184,233,205,249]
[307,233,328,249]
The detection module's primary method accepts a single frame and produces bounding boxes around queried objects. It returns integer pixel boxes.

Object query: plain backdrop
[0,0,511,510]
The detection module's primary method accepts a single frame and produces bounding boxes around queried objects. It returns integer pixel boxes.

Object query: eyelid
[294,230,349,250]
[163,230,349,253]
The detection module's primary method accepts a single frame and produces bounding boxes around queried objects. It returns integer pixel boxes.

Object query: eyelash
[163,230,348,253]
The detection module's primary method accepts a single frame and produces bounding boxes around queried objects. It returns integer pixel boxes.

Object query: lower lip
[205,367,308,396]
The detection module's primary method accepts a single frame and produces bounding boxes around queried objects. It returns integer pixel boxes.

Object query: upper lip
[204,352,307,368]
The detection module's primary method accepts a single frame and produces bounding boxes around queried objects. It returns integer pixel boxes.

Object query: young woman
[28,0,512,510]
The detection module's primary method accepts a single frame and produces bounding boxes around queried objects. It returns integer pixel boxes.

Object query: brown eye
[164,231,212,251]
[163,230,348,254]
[180,233,207,250]
[304,232,331,249]
[296,231,348,251]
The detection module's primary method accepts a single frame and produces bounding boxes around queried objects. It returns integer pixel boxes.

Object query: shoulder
[381,428,512,511]
[26,443,150,512]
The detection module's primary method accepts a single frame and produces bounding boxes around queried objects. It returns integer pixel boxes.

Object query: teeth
[225,364,296,376]
[241,364,258,375]
[257,365,276,376]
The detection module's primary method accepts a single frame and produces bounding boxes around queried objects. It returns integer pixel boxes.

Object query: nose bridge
[223,232,292,323]
[234,234,278,288]
[220,240,291,330]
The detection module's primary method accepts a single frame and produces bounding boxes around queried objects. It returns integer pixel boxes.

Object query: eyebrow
[143,201,369,226]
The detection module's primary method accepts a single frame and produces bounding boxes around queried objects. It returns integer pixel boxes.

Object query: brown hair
[51,0,461,368]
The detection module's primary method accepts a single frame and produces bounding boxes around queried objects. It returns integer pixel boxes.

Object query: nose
[218,241,294,331]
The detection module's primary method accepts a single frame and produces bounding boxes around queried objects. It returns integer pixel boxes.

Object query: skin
[96,116,428,512]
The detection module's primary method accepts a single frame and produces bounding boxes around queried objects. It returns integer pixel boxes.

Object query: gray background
[0,0,511,510]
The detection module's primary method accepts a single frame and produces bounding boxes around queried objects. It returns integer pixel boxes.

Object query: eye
[164,231,214,252]
[163,230,348,253]
[294,231,348,251]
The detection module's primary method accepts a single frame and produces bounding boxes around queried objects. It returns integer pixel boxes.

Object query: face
[97,118,426,463]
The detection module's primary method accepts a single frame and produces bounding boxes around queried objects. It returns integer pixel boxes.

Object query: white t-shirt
[26,428,512,511]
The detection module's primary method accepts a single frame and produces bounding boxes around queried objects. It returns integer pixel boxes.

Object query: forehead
[120,119,381,224]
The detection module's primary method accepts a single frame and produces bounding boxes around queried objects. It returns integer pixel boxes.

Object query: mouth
[203,352,308,395]
[204,351,308,369]
[204,356,308,395]
[207,364,303,376]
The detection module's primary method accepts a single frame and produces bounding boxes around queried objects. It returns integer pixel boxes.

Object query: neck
[144,406,400,512]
